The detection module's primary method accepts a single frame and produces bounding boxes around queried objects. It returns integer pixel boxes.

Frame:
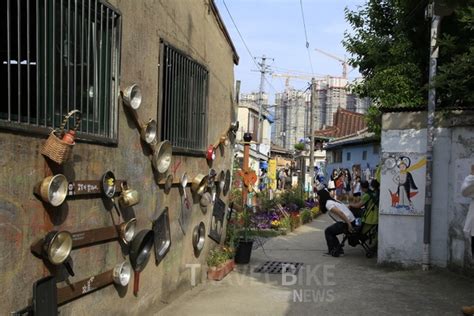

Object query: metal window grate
[161,43,208,153]
[0,0,121,144]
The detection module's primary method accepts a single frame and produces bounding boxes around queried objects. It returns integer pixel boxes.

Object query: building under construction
[272,77,370,151]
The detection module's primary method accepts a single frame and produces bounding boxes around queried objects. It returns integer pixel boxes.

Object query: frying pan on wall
[129,229,154,296]
[192,222,206,257]
[152,208,172,266]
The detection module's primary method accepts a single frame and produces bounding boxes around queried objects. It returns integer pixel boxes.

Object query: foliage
[300,208,313,224]
[311,206,320,219]
[258,191,280,211]
[288,212,301,231]
[229,188,243,209]
[280,187,305,209]
[207,246,234,267]
[343,0,474,135]
[237,205,253,242]
[279,216,291,233]
[294,143,305,151]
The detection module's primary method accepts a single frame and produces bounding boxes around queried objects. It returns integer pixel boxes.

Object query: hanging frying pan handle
[112,199,122,218]
[63,261,75,277]
[133,271,140,296]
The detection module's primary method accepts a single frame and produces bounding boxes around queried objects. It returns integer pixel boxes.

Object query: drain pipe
[423,6,442,271]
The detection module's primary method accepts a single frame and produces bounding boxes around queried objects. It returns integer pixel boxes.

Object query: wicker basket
[41,110,81,165]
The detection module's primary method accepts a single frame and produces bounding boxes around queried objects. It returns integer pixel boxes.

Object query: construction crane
[272,73,328,90]
[314,48,349,79]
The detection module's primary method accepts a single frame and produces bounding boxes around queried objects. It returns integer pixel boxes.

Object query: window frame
[158,40,209,156]
[0,0,122,145]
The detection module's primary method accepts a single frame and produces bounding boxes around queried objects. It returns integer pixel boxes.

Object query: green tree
[343,0,474,134]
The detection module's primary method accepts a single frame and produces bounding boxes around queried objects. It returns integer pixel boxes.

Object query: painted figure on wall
[392,156,418,210]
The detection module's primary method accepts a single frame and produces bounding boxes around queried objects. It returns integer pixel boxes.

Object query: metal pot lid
[101,171,116,198]
[129,230,154,271]
[153,141,172,173]
[113,261,132,286]
[192,222,206,252]
[45,231,73,265]
[123,84,142,110]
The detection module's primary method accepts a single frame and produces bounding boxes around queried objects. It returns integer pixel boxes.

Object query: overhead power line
[299,0,314,75]
[222,0,260,69]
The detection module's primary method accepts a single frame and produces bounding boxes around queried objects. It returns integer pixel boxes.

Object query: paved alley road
[155,214,474,316]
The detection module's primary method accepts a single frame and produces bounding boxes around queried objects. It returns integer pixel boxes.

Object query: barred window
[160,42,208,154]
[0,0,121,144]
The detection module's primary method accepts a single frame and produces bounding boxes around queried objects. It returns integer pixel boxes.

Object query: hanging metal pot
[206,145,216,162]
[112,261,132,286]
[191,174,209,196]
[118,182,140,208]
[200,192,212,208]
[140,119,158,145]
[218,170,226,192]
[223,170,231,196]
[118,218,137,244]
[152,140,172,173]
[43,231,74,276]
[35,174,68,207]
[129,230,154,296]
[101,171,117,199]
[192,222,206,254]
[122,84,142,110]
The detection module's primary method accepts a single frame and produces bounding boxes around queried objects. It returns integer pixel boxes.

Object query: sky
[214,0,365,102]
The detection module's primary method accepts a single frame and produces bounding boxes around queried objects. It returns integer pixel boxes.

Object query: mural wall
[380,153,427,215]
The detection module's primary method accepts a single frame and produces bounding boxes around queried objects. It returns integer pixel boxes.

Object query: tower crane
[271,73,328,90]
[314,48,350,79]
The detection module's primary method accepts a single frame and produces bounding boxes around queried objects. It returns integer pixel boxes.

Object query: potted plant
[234,205,255,264]
[207,246,235,281]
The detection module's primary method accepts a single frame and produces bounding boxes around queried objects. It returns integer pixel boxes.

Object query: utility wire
[222,0,260,69]
[299,0,315,75]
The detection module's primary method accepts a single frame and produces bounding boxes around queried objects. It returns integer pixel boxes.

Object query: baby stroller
[330,206,378,258]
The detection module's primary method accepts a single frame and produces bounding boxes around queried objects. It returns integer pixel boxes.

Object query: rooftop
[314,107,367,138]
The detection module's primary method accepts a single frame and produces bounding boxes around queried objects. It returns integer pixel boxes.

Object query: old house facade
[1,0,238,314]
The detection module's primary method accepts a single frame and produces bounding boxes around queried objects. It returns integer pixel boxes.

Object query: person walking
[278,169,286,191]
[461,165,474,316]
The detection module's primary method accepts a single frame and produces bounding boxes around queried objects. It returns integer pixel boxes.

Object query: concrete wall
[379,110,474,271]
[1,1,236,313]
